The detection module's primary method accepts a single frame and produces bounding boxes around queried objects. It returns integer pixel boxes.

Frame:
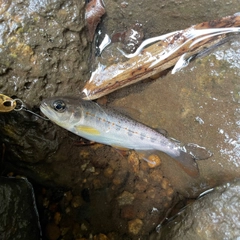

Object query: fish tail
[172,150,199,177]
[171,144,212,177]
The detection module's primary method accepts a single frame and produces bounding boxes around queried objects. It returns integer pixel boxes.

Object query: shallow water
[109,36,240,197]
[1,0,240,239]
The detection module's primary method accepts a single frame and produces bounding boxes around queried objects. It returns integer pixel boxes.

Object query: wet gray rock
[0,0,90,187]
[0,177,41,240]
[0,0,88,106]
[153,180,240,240]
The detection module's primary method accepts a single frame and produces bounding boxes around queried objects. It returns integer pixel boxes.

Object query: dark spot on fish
[150,137,157,143]
[74,111,81,118]
[128,130,134,136]
[140,133,146,140]
[115,125,121,131]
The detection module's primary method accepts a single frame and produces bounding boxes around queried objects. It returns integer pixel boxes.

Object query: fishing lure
[0,94,16,112]
[0,94,48,120]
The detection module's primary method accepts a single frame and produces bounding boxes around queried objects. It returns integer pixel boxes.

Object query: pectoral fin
[74,125,101,135]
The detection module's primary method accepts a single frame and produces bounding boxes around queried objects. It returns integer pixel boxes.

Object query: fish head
[40,97,84,128]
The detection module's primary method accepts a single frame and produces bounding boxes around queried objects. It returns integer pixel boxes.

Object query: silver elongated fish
[40,97,211,177]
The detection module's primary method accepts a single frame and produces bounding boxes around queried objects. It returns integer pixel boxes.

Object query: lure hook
[13,98,49,120]
[0,94,49,121]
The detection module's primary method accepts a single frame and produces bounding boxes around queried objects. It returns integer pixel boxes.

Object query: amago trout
[40,97,212,177]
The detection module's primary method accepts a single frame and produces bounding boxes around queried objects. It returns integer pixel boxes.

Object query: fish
[81,14,240,100]
[40,97,212,177]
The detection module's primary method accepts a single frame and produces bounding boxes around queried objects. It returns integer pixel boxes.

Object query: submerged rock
[109,36,240,198]
[0,177,41,240]
[154,180,240,240]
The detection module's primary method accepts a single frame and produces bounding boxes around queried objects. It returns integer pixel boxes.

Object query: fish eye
[53,100,66,112]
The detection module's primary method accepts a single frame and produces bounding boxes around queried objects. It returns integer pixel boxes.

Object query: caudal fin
[173,150,199,177]
[172,144,213,177]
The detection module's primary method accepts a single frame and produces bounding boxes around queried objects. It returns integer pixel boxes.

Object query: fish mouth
[40,102,52,118]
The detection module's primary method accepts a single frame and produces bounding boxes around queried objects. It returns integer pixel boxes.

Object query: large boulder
[0,177,41,240]
[153,180,240,240]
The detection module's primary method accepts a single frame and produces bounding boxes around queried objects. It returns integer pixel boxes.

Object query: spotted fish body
[40,97,210,177]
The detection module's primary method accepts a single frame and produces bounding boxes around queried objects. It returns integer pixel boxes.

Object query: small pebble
[43,197,49,208]
[147,154,161,168]
[117,191,135,206]
[135,181,148,192]
[137,209,146,219]
[72,222,81,237]
[93,179,103,189]
[93,233,109,240]
[146,187,157,199]
[128,151,140,173]
[60,227,70,237]
[45,222,61,240]
[161,177,170,190]
[103,167,114,178]
[64,191,73,204]
[121,205,136,219]
[80,222,88,231]
[149,169,163,183]
[65,206,71,214]
[113,176,122,185]
[71,196,83,208]
[86,166,95,173]
[166,187,174,198]
[128,218,143,235]
[120,1,129,8]
[54,212,61,225]
[79,150,90,158]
